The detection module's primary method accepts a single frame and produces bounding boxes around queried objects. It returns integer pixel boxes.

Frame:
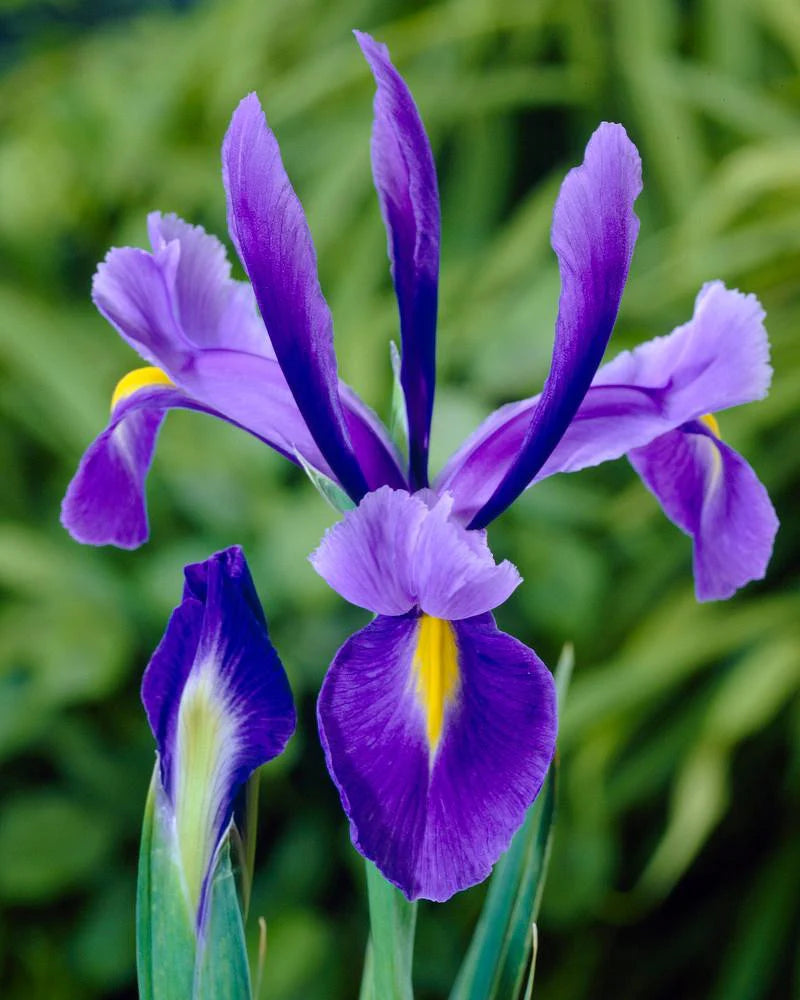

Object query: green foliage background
[0,0,798,997]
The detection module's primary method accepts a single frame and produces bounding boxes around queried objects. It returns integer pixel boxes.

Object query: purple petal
[61,366,331,549]
[147,212,271,357]
[593,281,771,409]
[93,214,268,374]
[187,351,404,492]
[222,93,369,502]
[340,384,407,491]
[317,612,557,901]
[469,123,642,528]
[629,422,778,600]
[93,243,187,372]
[309,487,520,618]
[61,386,170,549]
[141,546,295,923]
[356,31,440,491]
[439,282,770,524]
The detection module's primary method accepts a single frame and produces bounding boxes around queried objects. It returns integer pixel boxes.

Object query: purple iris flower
[62,32,777,900]
[142,545,295,930]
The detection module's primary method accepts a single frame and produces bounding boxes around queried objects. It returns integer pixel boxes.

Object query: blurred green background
[0,0,798,997]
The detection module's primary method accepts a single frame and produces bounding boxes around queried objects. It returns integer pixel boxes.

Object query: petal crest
[439,282,771,524]
[309,487,521,618]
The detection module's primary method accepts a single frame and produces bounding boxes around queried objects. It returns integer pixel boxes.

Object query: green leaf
[136,772,195,1000]
[450,645,572,1000]
[229,770,260,920]
[522,925,538,1000]
[361,860,418,1000]
[295,451,356,515]
[136,769,252,1000]
[388,340,409,461]
[194,844,252,1000]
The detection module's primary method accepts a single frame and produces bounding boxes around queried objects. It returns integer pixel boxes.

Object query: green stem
[361,861,418,1000]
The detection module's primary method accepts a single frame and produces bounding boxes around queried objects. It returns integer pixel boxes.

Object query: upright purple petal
[222,93,369,503]
[310,487,520,618]
[141,547,295,924]
[629,422,778,600]
[469,123,642,528]
[440,282,769,524]
[356,31,440,491]
[317,611,557,901]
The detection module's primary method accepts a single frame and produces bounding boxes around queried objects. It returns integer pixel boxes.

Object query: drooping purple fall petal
[439,282,771,524]
[317,611,557,901]
[60,371,323,549]
[141,546,295,926]
[222,93,369,503]
[310,486,521,618]
[469,122,642,529]
[356,30,440,491]
[61,385,170,549]
[65,211,407,547]
[629,422,778,601]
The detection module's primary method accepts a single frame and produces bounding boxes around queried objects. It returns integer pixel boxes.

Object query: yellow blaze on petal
[413,615,460,756]
[173,663,237,916]
[700,412,721,437]
[110,366,173,412]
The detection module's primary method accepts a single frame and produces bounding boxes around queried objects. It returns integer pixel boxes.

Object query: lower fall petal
[317,612,557,901]
[60,383,171,549]
[629,423,778,601]
[438,282,772,526]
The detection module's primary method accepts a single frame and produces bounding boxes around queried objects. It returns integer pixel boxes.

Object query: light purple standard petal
[469,123,642,529]
[141,546,295,925]
[439,282,771,524]
[629,422,778,601]
[310,487,520,618]
[222,93,369,503]
[356,31,440,491]
[317,612,557,901]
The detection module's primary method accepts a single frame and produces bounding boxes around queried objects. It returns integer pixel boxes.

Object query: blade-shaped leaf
[388,340,410,461]
[296,451,357,515]
[361,860,418,1000]
[137,767,253,1000]
[522,925,538,1000]
[136,770,196,1000]
[194,843,252,1000]
[449,645,572,1000]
